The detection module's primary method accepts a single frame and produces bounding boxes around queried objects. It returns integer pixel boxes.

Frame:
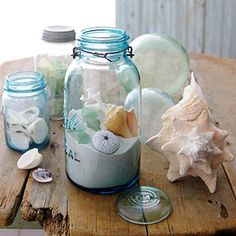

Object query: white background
[0,0,115,63]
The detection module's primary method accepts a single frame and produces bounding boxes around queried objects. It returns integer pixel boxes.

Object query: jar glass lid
[116,186,172,225]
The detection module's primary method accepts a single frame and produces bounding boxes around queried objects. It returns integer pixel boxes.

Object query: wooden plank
[158,0,173,35]
[146,0,158,33]
[116,0,236,58]
[69,54,236,235]
[0,58,68,235]
[69,184,147,236]
[1,54,235,235]
[172,0,188,46]
[221,0,232,57]
[21,120,69,236]
[0,58,33,226]
[205,0,224,56]
[186,0,205,53]
[190,53,236,197]
[229,0,236,59]
[143,145,236,235]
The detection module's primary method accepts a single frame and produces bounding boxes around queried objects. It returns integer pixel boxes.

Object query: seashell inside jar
[2,71,50,152]
[64,94,141,193]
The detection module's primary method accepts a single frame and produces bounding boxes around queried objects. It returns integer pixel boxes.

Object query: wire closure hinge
[71,46,135,62]
[72,47,80,59]
[127,46,134,58]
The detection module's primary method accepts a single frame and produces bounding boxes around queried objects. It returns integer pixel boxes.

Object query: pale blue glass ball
[125,88,175,142]
[131,34,190,97]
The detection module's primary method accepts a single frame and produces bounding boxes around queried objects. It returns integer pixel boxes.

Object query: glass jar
[35,25,75,120]
[2,71,50,152]
[64,27,141,194]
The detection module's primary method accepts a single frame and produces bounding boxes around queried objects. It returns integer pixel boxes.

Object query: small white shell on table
[17,148,43,169]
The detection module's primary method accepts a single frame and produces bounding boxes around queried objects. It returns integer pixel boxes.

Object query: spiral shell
[147,73,234,193]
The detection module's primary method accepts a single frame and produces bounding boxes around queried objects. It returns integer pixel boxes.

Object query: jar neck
[4,71,46,93]
[73,27,133,62]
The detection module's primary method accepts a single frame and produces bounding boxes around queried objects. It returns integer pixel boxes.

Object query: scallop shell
[147,73,234,193]
[17,148,43,169]
[32,168,53,183]
[92,130,120,155]
[104,105,138,138]
[27,117,49,144]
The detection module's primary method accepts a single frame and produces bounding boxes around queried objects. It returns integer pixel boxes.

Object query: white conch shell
[17,148,43,169]
[147,73,234,193]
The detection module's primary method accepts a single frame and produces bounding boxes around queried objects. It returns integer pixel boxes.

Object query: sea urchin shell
[92,130,119,155]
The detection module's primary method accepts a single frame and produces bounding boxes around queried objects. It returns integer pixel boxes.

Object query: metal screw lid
[42,25,75,43]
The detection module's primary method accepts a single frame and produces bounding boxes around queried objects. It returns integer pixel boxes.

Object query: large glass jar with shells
[64,27,141,194]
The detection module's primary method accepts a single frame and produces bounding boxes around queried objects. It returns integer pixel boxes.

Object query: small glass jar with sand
[2,71,50,152]
[64,27,141,194]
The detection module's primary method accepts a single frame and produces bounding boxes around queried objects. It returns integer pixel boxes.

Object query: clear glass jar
[64,27,141,194]
[35,26,75,120]
[2,71,50,152]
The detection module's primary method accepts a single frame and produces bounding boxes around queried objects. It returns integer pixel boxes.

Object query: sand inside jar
[65,132,140,189]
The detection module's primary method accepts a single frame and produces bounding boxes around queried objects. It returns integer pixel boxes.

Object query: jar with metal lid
[2,71,50,152]
[64,27,141,194]
[35,25,75,120]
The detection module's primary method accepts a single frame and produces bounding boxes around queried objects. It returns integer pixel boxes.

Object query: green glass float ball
[130,34,190,97]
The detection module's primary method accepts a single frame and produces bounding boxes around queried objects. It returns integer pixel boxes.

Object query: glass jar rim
[4,71,47,93]
[77,27,130,44]
[76,27,131,54]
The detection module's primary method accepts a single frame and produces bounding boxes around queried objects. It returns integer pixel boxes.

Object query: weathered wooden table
[0,54,236,236]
